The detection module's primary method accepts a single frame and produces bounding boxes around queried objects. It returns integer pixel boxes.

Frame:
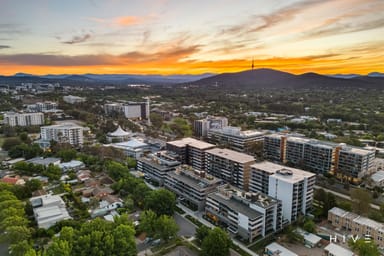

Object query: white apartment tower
[40,123,84,146]
[4,112,44,127]
[250,161,316,223]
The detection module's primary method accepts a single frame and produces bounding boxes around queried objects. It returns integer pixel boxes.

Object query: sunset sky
[0,0,383,75]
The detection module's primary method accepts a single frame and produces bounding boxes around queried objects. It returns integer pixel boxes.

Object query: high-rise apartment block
[208,126,266,154]
[205,148,255,191]
[263,134,374,182]
[194,116,228,137]
[4,112,44,127]
[205,184,282,242]
[165,166,222,211]
[166,137,215,171]
[250,161,316,223]
[40,123,84,146]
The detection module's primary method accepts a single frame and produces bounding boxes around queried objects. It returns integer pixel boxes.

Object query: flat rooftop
[41,123,83,129]
[265,242,298,256]
[354,216,383,229]
[324,243,354,256]
[167,137,215,150]
[251,161,315,183]
[167,168,221,190]
[371,170,384,182]
[206,148,255,164]
[208,193,262,220]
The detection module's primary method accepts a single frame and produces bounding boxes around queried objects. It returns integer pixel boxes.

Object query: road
[314,185,380,210]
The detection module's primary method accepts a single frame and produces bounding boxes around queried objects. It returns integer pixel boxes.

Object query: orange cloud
[115,16,141,26]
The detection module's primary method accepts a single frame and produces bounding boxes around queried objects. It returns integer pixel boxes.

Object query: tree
[350,188,372,215]
[19,132,30,144]
[150,113,164,128]
[155,215,179,242]
[8,240,34,256]
[2,137,22,151]
[201,228,231,256]
[45,240,71,256]
[303,219,316,233]
[139,210,158,238]
[126,157,137,169]
[196,225,210,245]
[349,238,380,256]
[57,149,77,162]
[111,225,137,256]
[144,189,176,216]
[25,179,42,194]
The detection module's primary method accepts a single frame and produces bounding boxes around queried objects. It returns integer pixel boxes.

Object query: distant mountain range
[1,69,384,89]
[187,69,384,89]
[8,73,215,85]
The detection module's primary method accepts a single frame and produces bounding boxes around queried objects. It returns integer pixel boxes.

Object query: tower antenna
[251,58,254,70]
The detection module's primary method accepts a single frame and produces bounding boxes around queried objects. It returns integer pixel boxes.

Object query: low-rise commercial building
[205,148,255,191]
[205,184,282,242]
[30,194,71,229]
[110,139,149,159]
[137,151,181,185]
[165,165,221,211]
[63,95,86,104]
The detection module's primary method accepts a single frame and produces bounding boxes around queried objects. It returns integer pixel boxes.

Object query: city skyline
[0,0,383,75]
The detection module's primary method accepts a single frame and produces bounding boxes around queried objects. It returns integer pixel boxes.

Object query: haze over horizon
[0,0,383,76]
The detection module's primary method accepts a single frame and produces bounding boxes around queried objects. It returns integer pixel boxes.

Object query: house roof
[324,243,354,256]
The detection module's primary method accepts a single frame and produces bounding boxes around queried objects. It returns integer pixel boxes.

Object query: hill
[187,69,384,89]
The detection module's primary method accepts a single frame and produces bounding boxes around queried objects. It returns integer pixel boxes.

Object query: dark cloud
[0,45,10,49]
[62,34,92,44]
[0,45,200,66]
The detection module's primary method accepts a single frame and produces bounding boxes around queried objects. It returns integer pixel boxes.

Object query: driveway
[0,243,9,256]
[174,213,196,237]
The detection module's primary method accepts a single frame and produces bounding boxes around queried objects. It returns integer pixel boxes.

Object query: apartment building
[205,184,282,242]
[4,112,44,127]
[263,134,374,182]
[63,95,86,104]
[205,148,255,191]
[26,101,58,112]
[249,161,316,223]
[337,145,375,179]
[194,116,228,137]
[328,207,384,248]
[207,126,267,154]
[166,137,215,170]
[137,151,181,186]
[40,123,84,146]
[164,165,222,211]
